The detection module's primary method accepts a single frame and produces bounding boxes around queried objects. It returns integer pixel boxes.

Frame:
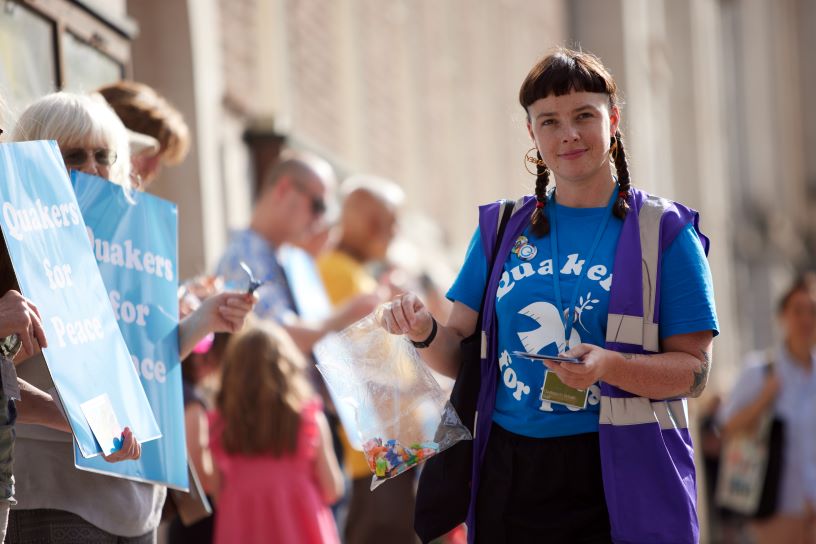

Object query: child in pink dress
[210,322,344,544]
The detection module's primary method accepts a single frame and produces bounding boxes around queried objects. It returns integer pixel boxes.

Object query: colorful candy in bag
[364,438,440,479]
[314,311,472,488]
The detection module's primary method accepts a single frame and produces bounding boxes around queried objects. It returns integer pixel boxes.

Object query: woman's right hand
[196,291,257,334]
[722,367,782,437]
[378,292,434,342]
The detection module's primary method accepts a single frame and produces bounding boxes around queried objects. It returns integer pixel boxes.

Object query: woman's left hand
[197,291,257,334]
[178,275,224,319]
[103,426,141,463]
[179,291,257,360]
[541,343,617,390]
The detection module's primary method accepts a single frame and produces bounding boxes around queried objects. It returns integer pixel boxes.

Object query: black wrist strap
[411,317,438,349]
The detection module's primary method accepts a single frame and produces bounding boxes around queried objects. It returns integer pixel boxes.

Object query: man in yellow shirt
[318,175,418,543]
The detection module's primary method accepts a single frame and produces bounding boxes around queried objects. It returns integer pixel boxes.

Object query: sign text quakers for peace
[2,200,174,282]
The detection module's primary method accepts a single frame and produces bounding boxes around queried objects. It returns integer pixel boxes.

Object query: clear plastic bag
[314,311,472,488]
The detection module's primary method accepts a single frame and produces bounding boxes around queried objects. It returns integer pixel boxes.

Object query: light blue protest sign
[278,244,333,321]
[70,170,188,490]
[0,140,161,459]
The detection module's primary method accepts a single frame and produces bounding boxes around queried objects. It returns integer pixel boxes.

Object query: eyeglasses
[61,148,118,168]
[292,181,326,216]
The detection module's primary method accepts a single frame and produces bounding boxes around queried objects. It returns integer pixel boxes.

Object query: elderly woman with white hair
[6,91,256,543]
[13,92,132,188]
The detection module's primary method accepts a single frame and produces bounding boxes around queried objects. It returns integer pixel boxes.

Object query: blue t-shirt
[447,201,719,439]
[215,228,296,323]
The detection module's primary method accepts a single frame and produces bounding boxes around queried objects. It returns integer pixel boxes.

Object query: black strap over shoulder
[477,199,516,320]
[413,198,516,543]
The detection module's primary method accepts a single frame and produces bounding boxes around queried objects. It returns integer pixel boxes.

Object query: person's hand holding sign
[102,426,142,463]
[0,289,47,361]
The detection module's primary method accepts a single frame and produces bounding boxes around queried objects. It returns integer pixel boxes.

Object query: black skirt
[475,423,612,544]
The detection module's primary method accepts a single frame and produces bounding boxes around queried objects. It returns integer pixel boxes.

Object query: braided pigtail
[529,151,551,237]
[612,130,631,219]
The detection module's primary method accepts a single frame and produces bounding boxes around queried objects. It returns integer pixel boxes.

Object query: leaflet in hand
[512,351,583,364]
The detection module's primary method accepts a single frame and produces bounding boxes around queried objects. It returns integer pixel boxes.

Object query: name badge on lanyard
[539,189,615,410]
[541,371,588,409]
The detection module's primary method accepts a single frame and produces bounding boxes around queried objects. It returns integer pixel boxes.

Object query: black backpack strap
[477,199,516,315]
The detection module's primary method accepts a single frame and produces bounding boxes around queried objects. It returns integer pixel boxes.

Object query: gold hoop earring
[524,147,546,176]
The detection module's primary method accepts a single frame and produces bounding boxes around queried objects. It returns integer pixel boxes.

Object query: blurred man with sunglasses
[215,150,378,353]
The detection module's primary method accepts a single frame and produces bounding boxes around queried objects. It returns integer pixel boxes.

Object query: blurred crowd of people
[0,81,451,544]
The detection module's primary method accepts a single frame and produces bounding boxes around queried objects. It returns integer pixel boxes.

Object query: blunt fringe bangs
[519,48,618,112]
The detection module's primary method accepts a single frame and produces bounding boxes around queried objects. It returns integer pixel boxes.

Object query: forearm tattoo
[688,349,711,397]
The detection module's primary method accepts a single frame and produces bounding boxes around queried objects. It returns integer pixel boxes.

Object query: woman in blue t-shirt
[380,48,719,543]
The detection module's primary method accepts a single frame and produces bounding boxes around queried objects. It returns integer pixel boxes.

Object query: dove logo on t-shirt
[517,301,582,354]
[488,207,623,438]
[449,202,624,437]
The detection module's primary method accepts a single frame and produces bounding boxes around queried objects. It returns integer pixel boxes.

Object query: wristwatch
[410,317,438,349]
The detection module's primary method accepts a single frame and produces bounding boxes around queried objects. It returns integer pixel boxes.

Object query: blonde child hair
[217,320,314,456]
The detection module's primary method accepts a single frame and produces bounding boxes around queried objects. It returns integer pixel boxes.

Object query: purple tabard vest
[467,188,709,544]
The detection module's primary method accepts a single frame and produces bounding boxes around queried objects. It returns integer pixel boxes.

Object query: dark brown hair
[777,272,816,314]
[97,81,190,165]
[216,322,313,456]
[519,47,630,236]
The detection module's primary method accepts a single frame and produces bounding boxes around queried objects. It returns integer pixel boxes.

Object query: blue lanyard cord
[548,186,617,343]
